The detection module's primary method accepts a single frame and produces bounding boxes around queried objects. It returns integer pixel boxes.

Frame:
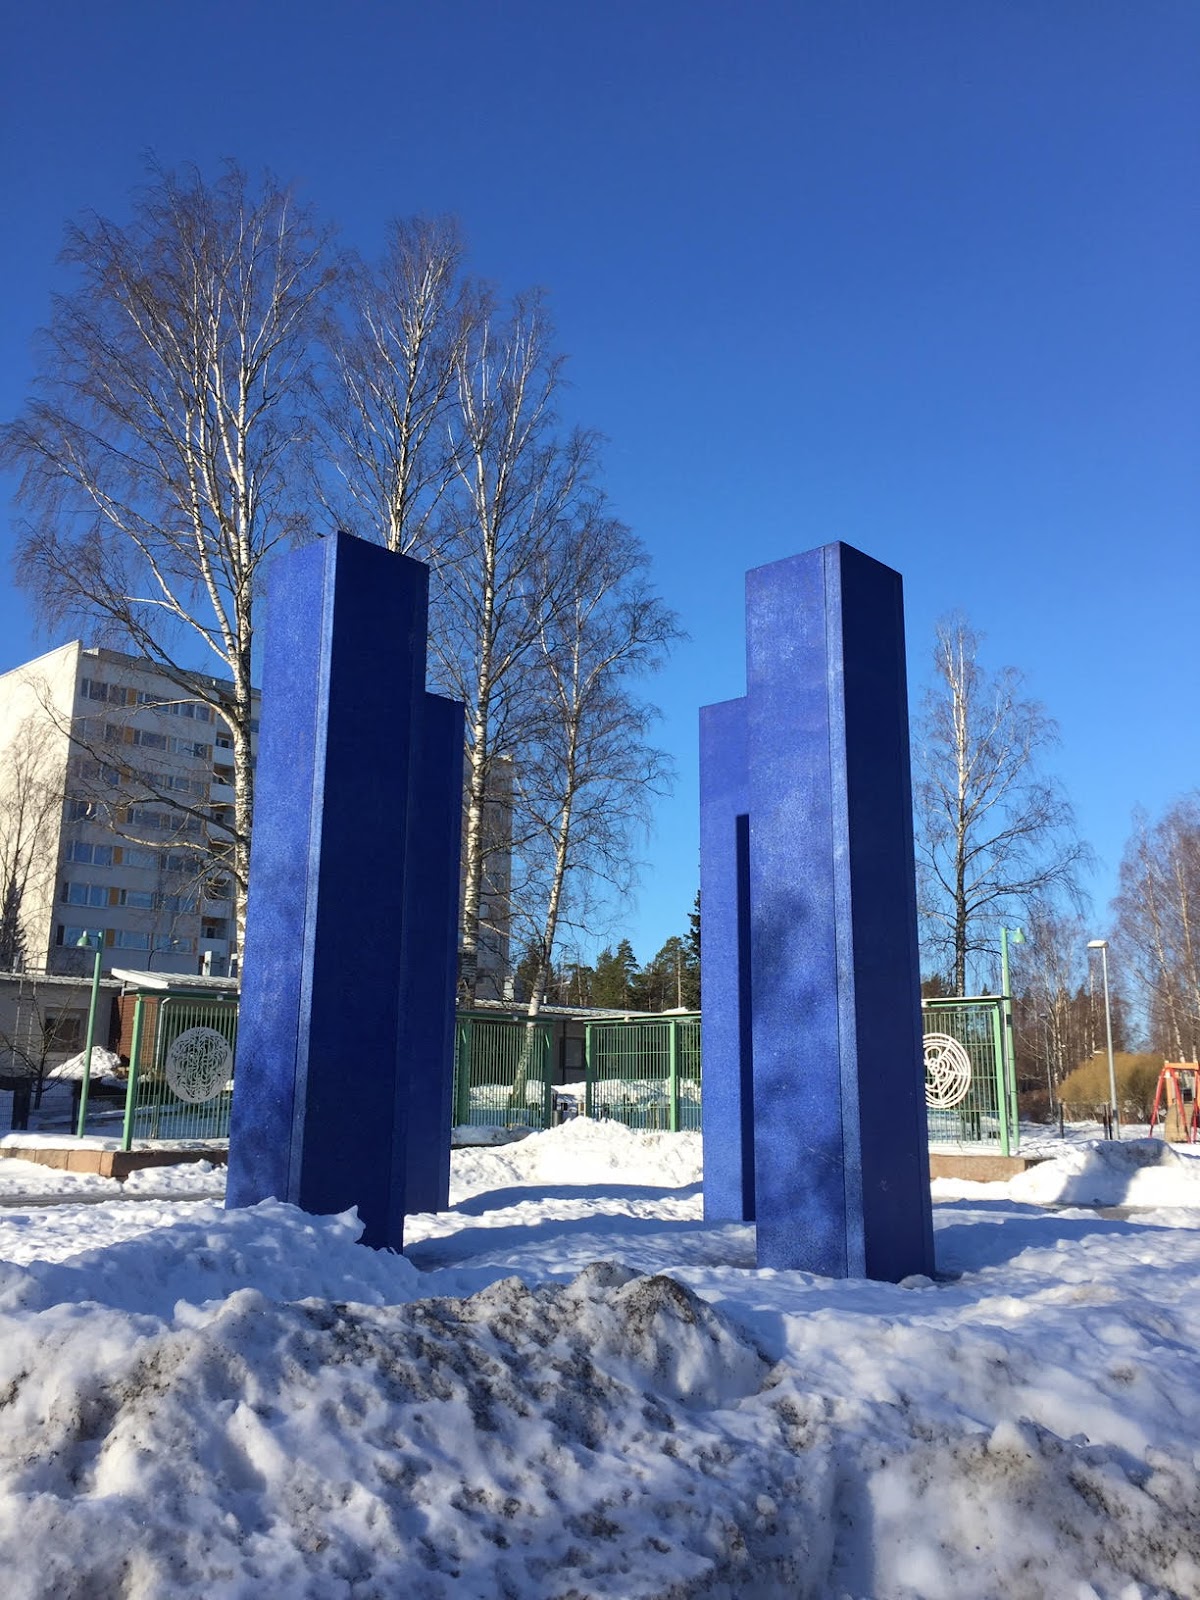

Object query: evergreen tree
[591,947,627,1008]
[685,891,701,1009]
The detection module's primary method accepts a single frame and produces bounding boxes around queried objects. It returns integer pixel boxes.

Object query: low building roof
[110,968,241,996]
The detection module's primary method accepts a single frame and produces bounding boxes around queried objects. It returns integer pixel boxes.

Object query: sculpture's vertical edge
[228,533,447,1251]
[745,551,848,1275]
[834,545,935,1280]
[396,690,465,1229]
[699,697,754,1222]
[821,546,867,1277]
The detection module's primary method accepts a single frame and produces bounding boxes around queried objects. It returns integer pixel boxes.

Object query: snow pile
[0,1120,1198,1594]
[450,1114,702,1201]
[1009,1136,1200,1208]
[121,1159,227,1197]
[47,1045,122,1081]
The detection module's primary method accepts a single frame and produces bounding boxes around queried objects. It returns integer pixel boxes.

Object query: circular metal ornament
[923,1032,973,1109]
[165,1026,233,1104]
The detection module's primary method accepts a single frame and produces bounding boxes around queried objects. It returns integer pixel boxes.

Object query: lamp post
[1000,926,1024,1144]
[1087,938,1119,1139]
[75,930,104,1139]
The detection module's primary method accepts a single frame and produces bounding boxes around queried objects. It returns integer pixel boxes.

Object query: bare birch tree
[1113,795,1200,1059]
[1,163,334,950]
[316,216,477,555]
[913,616,1089,993]
[0,718,63,972]
[433,295,605,1001]
[512,519,678,1021]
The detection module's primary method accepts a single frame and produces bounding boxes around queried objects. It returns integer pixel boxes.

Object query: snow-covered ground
[0,1121,1197,1598]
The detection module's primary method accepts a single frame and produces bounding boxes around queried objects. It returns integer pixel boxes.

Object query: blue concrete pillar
[701,542,934,1281]
[699,698,755,1222]
[225,533,464,1251]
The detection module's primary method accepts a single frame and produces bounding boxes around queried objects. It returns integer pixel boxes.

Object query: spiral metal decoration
[164,1026,233,1104]
[923,1032,973,1109]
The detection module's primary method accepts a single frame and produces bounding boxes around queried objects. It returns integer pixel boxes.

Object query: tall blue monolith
[225,533,463,1250]
[700,542,935,1281]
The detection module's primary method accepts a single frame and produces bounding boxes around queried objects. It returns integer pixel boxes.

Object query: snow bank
[0,1121,1197,1595]
[450,1113,702,1201]
[1009,1136,1200,1208]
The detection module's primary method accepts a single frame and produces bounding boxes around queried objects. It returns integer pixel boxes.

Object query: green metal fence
[106,991,1012,1156]
[453,1013,555,1128]
[921,996,1014,1155]
[583,1015,702,1132]
[120,993,238,1148]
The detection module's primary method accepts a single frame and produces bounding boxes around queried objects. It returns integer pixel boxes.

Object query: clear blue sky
[2,1,1197,968]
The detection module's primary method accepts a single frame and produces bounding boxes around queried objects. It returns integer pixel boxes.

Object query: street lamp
[1087,938,1119,1139]
[999,926,1025,1140]
[75,930,104,1139]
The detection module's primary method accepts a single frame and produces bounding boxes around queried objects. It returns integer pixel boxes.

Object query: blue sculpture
[225,534,463,1250]
[700,543,935,1280]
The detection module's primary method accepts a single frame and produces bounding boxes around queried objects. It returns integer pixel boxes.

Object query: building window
[112,929,151,951]
[66,841,114,867]
[43,1014,85,1054]
[117,889,155,909]
[56,924,104,948]
[62,882,108,908]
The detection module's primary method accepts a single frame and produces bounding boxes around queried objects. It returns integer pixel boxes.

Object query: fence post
[454,1018,472,1127]
[668,1019,680,1132]
[542,1025,553,1128]
[1006,1004,1021,1155]
[584,1023,594,1119]
[993,1004,1012,1157]
[120,997,145,1152]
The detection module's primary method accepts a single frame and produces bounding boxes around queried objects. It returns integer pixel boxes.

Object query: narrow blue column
[745,543,933,1279]
[700,541,934,1281]
[225,533,463,1251]
[699,698,755,1222]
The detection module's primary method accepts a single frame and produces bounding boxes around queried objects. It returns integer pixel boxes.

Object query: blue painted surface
[700,542,934,1281]
[395,694,464,1226]
[226,534,463,1251]
[699,698,755,1221]
[832,548,935,1281]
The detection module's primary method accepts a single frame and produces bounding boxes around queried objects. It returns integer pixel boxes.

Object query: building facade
[0,643,252,979]
[0,642,513,997]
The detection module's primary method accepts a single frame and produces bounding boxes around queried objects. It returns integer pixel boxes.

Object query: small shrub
[1058,1052,1163,1122]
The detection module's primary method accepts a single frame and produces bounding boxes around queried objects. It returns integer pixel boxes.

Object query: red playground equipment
[1149,1062,1200,1144]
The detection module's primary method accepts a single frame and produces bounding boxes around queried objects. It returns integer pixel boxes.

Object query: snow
[45,1045,122,1080]
[0,1121,1197,1596]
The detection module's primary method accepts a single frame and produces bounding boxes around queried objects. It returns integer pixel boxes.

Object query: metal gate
[120,993,238,1148]
[453,1013,555,1129]
[583,1015,701,1132]
[922,996,1014,1155]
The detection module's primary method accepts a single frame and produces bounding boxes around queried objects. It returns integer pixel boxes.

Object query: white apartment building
[0,642,513,997]
[0,643,251,980]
